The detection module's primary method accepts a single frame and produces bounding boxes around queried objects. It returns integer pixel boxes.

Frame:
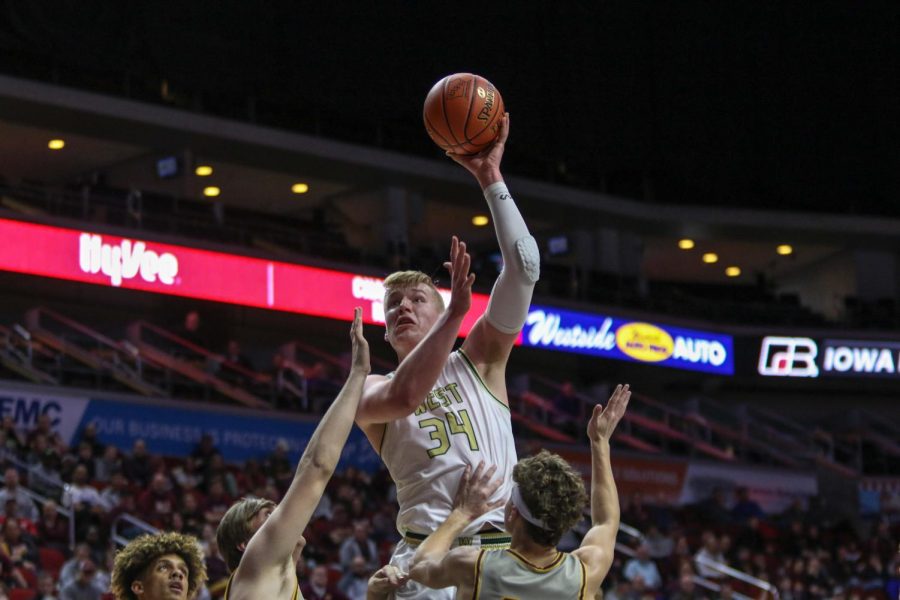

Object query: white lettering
[824,345,896,374]
[673,337,727,366]
[759,336,819,377]
[78,233,179,287]
[525,311,616,351]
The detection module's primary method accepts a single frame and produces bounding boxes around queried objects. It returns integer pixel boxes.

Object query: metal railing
[111,513,159,548]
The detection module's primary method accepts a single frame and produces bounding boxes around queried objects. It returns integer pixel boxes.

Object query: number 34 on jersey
[415,382,480,458]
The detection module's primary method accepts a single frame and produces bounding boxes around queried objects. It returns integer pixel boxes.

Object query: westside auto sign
[522,307,734,375]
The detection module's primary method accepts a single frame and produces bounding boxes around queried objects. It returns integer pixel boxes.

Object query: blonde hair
[513,450,588,547]
[216,497,276,571]
[383,271,444,311]
[111,532,206,600]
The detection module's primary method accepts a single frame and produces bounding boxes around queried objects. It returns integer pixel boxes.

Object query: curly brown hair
[513,450,588,547]
[111,532,207,600]
[382,271,445,311]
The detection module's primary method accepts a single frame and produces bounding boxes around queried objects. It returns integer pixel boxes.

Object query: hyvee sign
[758,335,900,378]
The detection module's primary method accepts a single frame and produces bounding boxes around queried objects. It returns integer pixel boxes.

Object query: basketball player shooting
[355,114,539,599]
[408,384,632,599]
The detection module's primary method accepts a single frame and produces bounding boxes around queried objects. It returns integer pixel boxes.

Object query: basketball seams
[441,76,463,146]
[424,112,454,151]
[462,74,477,144]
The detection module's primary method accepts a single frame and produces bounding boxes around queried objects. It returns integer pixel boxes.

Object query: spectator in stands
[62,465,103,512]
[268,351,307,411]
[221,340,255,385]
[201,476,231,525]
[731,487,764,523]
[203,453,238,498]
[99,471,131,512]
[670,572,706,600]
[59,544,92,588]
[137,473,178,529]
[122,439,153,488]
[301,564,348,600]
[28,449,63,499]
[234,458,267,496]
[262,439,293,488]
[27,414,54,447]
[24,432,49,467]
[624,543,663,592]
[74,441,96,481]
[695,488,732,527]
[551,380,583,435]
[644,524,675,560]
[93,445,121,484]
[190,434,219,475]
[37,499,68,552]
[77,423,105,458]
[60,558,105,600]
[36,570,59,600]
[695,531,727,580]
[338,555,370,600]
[1,417,25,456]
[0,518,38,573]
[0,468,38,522]
[1,499,37,536]
[339,519,379,573]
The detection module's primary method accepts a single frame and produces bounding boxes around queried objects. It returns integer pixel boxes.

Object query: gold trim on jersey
[578,556,587,599]
[505,549,567,573]
[473,548,486,600]
[223,572,300,600]
[457,349,509,411]
[404,529,511,549]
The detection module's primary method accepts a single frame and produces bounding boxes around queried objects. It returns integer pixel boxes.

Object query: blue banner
[78,399,381,472]
[522,306,734,375]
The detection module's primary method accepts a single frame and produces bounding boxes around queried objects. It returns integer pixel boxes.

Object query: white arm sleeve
[482,182,540,334]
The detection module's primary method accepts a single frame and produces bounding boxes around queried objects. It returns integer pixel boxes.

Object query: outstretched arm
[240,308,370,576]
[357,236,475,425]
[409,461,504,589]
[573,384,631,589]
[454,116,539,383]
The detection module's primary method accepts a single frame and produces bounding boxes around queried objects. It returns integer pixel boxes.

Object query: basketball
[423,73,505,155]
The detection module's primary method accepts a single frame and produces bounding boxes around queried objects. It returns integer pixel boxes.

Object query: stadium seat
[9,588,36,600]
[38,546,66,577]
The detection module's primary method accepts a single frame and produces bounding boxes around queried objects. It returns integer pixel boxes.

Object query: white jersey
[380,349,517,536]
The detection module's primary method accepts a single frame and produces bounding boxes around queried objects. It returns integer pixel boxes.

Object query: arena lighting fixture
[678,238,695,250]
[725,266,741,277]
[47,139,65,150]
[702,252,719,264]
[195,165,213,176]
[776,244,793,256]
[203,186,221,197]
[291,183,310,194]
[472,215,490,227]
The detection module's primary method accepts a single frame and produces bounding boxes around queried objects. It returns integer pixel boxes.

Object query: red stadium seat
[39,546,66,578]
[9,588,36,600]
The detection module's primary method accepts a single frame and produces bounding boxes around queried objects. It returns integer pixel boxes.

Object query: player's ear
[131,580,144,596]
[384,330,389,342]
[238,541,247,552]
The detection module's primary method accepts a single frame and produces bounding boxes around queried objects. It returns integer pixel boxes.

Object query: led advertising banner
[757,335,900,379]
[0,218,490,337]
[522,306,734,375]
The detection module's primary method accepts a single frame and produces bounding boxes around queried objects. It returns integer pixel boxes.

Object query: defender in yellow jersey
[409,384,632,599]
[111,532,206,600]
[356,115,539,599]
[216,309,370,600]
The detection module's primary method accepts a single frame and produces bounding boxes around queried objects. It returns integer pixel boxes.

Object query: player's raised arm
[409,461,504,589]
[356,236,475,425]
[572,384,631,591]
[236,308,370,580]
[452,115,540,381]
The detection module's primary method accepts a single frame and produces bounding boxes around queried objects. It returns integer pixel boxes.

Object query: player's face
[133,554,189,600]
[384,284,443,353]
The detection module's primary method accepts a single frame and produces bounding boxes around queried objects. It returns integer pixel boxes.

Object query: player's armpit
[572,533,615,589]
[355,374,421,426]
[409,546,479,590]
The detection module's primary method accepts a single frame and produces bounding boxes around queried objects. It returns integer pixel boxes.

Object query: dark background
[2,1,898,215]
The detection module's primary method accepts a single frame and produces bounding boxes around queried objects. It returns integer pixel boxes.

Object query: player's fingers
[471,460,485,482]
[489,499,506,511]
[482,463,498,482]
[466,273,476,288]
[496,113,510,144]
[443,261,452,273]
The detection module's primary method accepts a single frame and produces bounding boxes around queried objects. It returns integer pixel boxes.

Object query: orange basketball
[423,73,505,155]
